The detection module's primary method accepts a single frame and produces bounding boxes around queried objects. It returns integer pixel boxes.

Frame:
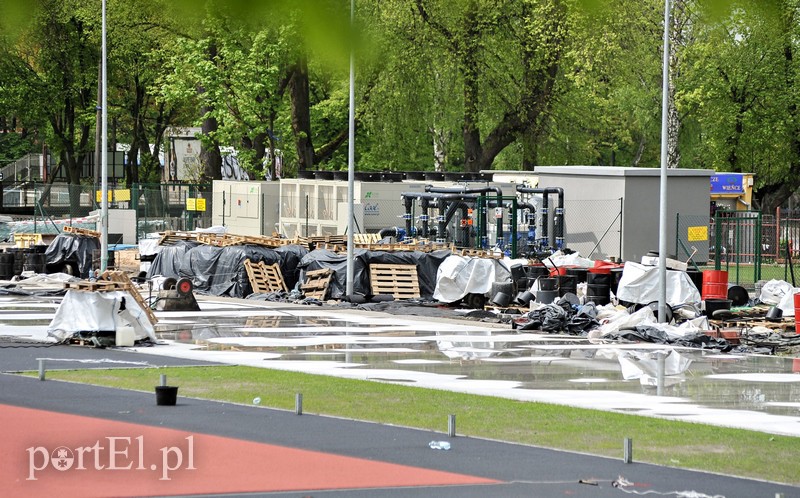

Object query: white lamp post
[658,0,672,322]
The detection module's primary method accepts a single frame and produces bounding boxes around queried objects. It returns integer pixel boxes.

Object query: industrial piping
[424,185,504,246]
[515,186,565,249]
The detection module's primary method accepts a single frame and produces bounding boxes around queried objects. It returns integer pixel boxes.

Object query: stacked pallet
[63,270,158,325]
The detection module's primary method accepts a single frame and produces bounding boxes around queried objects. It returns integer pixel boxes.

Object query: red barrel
[794,293,800,335]
[702,270,728,300]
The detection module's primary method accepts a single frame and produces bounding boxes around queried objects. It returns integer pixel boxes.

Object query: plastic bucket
[794,293,800,334]
[702,270,728,300]
[155,386,178,406]
[565,267,588,284]
[536,289,559,304]
[491,292,511,307]
[704,298,732,317]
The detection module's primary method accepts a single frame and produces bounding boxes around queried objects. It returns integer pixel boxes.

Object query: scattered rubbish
[253,397,261,405]
[578,479,599,486]
[428,441,451,450]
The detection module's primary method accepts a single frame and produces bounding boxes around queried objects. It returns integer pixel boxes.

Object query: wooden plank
[369,263,420,299]
[301,268,333,300]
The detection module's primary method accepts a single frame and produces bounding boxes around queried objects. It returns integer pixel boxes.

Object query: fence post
[619,197,623,260]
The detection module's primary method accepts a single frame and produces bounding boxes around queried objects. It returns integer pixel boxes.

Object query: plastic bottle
[428,441,451,450]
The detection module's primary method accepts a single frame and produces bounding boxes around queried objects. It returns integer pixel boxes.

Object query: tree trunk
[289,60,315,171]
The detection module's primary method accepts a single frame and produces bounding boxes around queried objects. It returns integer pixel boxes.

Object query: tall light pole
[657,0,671,322]
[100,0,109,273]
[345,0,355,296]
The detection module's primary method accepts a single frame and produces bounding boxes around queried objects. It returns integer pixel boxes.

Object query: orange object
[702,270,728,300]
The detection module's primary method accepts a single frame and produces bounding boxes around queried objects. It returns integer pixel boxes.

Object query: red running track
[2,404,497,497]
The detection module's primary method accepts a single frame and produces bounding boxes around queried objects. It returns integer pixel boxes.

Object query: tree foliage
[0,0,799,208]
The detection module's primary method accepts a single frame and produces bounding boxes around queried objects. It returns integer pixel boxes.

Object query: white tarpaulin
[47,290,156,342]
[615,262,701,307]
[434,255,499,303]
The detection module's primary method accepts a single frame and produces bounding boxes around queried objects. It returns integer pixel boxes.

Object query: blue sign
[710,174,744,194]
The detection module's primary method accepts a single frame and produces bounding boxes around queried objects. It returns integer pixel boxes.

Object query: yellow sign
[196,198,206,212]
[687,226,708,242]
[186,198,196,211]
[114,189,131,202]
[95,190,112,203]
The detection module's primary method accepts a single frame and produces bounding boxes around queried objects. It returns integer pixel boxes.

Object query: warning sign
[196,198,206,212]
[687,226,708,242]
[186,198,196,211]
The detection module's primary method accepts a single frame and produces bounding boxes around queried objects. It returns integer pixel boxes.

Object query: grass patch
[28,365,799,485]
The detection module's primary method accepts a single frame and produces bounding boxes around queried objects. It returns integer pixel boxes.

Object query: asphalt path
[1,345,796,497]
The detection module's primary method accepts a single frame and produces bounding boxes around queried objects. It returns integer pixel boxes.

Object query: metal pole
[38,359,46,381]
[100,0,109,272]
[656,351,666,396]
[657,0,671,323]
[295,393,303,415]
[345,0,356,296]
[623,437,633,464]
[448,414,456,437]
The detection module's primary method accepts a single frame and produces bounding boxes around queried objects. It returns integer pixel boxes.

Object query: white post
[100,0,109,272]
[345,0,356,296]
[658,0,671,322]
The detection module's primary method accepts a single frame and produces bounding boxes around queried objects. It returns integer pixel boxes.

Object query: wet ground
[3,294,800,437]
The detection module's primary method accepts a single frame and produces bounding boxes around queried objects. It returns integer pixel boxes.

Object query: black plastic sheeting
[513,300,600,335]
[147,240,200,279]
[156,243,308,298]
[603,326,731,351]
[44,233,100,278]
[296,248,452,300]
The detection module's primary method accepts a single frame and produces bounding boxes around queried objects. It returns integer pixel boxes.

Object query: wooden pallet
[63,226,100,238]
[354,233,382,244]
[459,248,503,259]
[301,268,334,300]
[99,270,158,325]
[369,263,420,299]
[158,230,199,246]
[244,259,287,293]
[64,280,128,292]
[308,234,347,245]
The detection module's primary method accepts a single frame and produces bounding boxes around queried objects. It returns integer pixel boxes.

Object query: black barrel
[586,283,611,306]
[587,271,612,286]
[22,252,46,273]
[686,269,703,293]
[558,275,577,297]
[0,252,14,279]
[610,267,625,296]
[565,267,588,284]
[6,248,24,276]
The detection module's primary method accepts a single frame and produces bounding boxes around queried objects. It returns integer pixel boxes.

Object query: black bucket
[587,272,612,286]
[491,292,511,307]
[727,285,749,307]
[155,386,179,406]
[536,289,559,304]
[704,298,732,317]
[515,290,535,306]
[538,277,558,291]
[526,265,550,279]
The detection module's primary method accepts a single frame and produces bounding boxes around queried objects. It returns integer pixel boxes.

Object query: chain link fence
[0,182,212,242]
[561,198,623,261]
